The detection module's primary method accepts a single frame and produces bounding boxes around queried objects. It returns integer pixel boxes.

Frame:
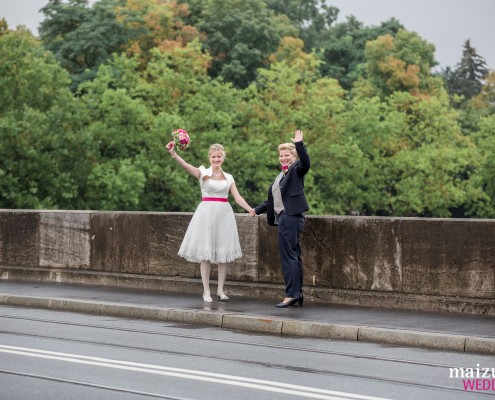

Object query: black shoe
[276,297,302,308]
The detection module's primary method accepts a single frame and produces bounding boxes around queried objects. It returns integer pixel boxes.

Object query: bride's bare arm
[230,182,254,214]
[167,141,200,179]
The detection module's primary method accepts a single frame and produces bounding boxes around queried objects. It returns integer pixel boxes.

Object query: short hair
[208,143,226,159]
[278,142,296,157]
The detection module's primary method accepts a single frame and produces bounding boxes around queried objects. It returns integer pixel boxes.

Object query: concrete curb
[357,326,466,352]
[1,294,494,355]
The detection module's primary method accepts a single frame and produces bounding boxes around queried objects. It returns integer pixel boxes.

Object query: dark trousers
[277,213,305,298]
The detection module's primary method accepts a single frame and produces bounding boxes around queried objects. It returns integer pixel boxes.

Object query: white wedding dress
[178,166,242,263]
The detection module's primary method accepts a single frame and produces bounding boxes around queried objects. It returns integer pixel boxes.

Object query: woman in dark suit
[251,130,310,308]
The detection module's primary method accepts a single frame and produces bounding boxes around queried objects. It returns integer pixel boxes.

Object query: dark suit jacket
[255,141,310,226]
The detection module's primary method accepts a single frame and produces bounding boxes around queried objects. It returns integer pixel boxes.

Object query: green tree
[440,42,491,137]
[74,56,156,210]
[329,96,406,215]
[114,0,200,66]
[477,70,495,109]
[442,39,488,104]
[385,93,484,217]
[471,114,495,217]
[265,0,339,47]
[317,17,404,90]
[325,89,485,217]
[0,27,83,208]
[357,29,442,99]
[39,0,132,90]
[188,0,297,88]
[265,1,404,90]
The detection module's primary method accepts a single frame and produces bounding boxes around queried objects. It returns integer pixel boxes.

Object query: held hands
[248,208,256,217]
[291,129,303,143]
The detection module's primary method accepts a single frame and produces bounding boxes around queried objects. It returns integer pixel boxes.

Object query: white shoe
[203,292,213,303]
[217,290,229,302]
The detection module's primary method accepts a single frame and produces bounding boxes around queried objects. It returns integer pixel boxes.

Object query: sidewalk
[0,280,494,354]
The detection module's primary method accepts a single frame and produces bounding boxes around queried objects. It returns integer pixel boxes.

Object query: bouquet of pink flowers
[170,129,190,151]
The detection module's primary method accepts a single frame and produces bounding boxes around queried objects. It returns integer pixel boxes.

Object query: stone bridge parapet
[1,210,494,315]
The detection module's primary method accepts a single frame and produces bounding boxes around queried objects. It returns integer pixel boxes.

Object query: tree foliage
[39,0,133,90]
[442,39,489,104]
[471,114,495,217]
[188,0,296,88]
[265,0,339,48]
[0,0,494,218]
[313,17,405,90]
[0,28,82,208]
[359,29,442,98]
[114,0,199,66]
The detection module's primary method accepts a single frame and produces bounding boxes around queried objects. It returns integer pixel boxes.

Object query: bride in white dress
[166,141,255,303]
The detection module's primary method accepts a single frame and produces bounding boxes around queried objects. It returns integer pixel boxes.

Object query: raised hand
[291,129,303,143]
[166,141,175,155]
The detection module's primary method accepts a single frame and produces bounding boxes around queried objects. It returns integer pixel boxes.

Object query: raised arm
[292,130,310,174]
[166,141,201,180]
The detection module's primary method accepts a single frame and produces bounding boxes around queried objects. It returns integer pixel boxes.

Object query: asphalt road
[0,306,493,400]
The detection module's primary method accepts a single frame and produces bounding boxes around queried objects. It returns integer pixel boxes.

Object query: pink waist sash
[202,197,228,202]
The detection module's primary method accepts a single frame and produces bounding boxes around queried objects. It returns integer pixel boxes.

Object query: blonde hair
[208,143,226,159]
[278,142,296,157]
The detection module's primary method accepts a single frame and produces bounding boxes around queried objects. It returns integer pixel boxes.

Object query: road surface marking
[0,345,393,400]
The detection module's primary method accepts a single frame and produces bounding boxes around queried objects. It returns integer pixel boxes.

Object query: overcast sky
[330,0,495,70]
[1,0,494,70]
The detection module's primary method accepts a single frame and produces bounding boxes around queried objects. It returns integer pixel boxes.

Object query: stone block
[282,320,358,340]
[0,211,40,267]
[222,314,283,334]
[148,213,197,278]
[40,212,91,268]
[51,299,101,315]
[149,213,259,281]
[90,212,150,274]
[99,303,161,320]
[465,337,495,355]
[257,220,283,283]
[3,295,51,309]
[401,219,495,298]
[168,309,224,327]
[228,215,259,281]
[329,217,402,291]
[358,326,466,351]
[302,217,333,287]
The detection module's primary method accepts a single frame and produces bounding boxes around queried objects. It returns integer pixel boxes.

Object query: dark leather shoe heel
[276,297,302,308]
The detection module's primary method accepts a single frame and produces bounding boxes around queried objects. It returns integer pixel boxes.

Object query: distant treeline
[0,0,494,217]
